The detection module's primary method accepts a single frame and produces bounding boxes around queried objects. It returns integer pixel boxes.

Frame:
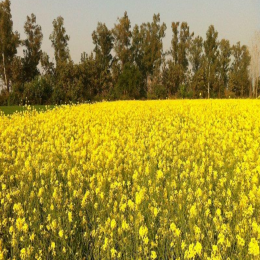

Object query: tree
[190,65,207,98]
[78,52,97,99]
[189,36,206,97]
[23,76,53,105]
[22,13,43,82]
[92,22,114,95]
[131,24,143,69]
[138,14,166,92]
[131,24,146,96]
[112,12,132,69]
[171,22,192,70]
[49,16,70,68]
[49,16,72,102]
[165,22,192,95]
[92,23,114,69]
[229,42,251,97]
[217,39,231,97]
[10,56,23,85]
[189,36,204,74]
[204,25,219,98]
[131,14,166,96]
[115,63,143,98]
[0,0,20,92]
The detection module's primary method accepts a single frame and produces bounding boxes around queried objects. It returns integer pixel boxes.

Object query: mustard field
[1,100,260,260]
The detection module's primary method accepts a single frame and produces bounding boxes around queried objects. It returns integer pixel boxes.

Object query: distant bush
[153,84,168,99]
[177,84,193,99]
[23,76,53,105]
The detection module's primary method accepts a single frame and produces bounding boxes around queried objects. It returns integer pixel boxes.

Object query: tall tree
[78,52,97,99]
[92,22,114,95]
[131,24,144,74]
[229,42,251,97]
[171,22,192,70]
[217,39,231,97]
[189,36,204,74]
[139,14,167,91]
[112,12,132,69]
[165,22,192,95]
[0,0,20,92]
[204,25,219,98]
[49,16,70,68]
[49,16,72,103]
[189,36,206,97]
[22,13,43,82]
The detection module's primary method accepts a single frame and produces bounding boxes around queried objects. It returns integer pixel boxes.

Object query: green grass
[0,105,55,115]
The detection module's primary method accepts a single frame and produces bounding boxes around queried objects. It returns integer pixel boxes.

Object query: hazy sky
[12,0,259,63]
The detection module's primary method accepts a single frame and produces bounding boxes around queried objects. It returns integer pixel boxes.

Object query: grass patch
[0,105,55,115]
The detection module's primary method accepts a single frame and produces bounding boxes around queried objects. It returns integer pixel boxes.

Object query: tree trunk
[256,77,258,98]
[249,80,252,98]
[2,52,9,92]
[207,81,210,99]
[208,65,210,99]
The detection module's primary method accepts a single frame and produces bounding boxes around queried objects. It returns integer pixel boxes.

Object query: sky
[12,0,260,63]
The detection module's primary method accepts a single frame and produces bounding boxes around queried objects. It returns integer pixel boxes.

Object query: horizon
[12,0,260,63]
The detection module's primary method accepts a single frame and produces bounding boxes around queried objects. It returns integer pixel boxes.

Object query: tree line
[0,0,258,105]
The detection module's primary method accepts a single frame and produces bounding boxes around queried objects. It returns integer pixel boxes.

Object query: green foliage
[115,63,143,99]
[190,66,207,98]
[178,84,193,99]
[217,39,231,98]
[204,25,219,98]
[189,36,207,98]
[152,84,167,99]
[163,22,192,95]
[92,23,114,95]
[229,42,251,97]
[41,52,54,75]
[23,75,53,105]
[139,14,167,80]
[22,13,43,82]
[163,62,182,95]
[49,16,70,67]
[189,36,204,74]
[112,12,132,68]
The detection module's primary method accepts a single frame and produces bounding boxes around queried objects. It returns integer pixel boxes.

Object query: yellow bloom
[20,248,26,260]
[156,170,163,180]
[111,247,117,258]
[153,207,158,217]
[151,251,157,259]
[59,230,64,238]
[111,219,117,230]
[51,242,55,250]
[194,242,202,256]
[122,220,129,231]
[139,225,148,239]
[248,238,259,256]
[68,211,72,223]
